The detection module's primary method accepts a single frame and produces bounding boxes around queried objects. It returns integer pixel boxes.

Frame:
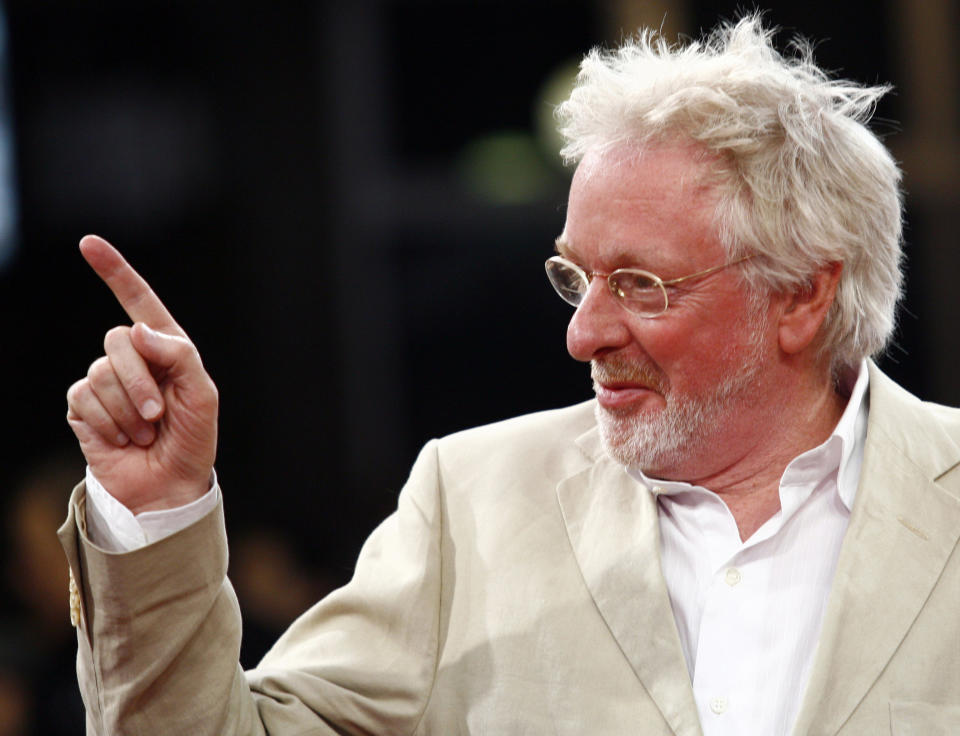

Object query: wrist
[128,475,213,515]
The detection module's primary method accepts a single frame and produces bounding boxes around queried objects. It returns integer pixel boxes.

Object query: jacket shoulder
[867,364,960,486]
[433,400,599,481]
[869,365,960,438]
[440,400,595,448]
[917,399,960,434]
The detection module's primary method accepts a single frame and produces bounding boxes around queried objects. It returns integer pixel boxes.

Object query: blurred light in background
[534,59,580,170]
[455,59,580,205]
[0,5,17,272]
[456,130,557,204]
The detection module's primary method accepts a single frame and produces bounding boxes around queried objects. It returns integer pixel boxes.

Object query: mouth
[593,382,659,410]
[591,360,667,412]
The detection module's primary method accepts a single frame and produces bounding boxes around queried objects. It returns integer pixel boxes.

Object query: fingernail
[116,432,130,446]
[140,399,161,419]
[135,427,154,445]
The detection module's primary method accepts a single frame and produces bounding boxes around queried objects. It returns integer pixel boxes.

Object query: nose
[566,277,632,362]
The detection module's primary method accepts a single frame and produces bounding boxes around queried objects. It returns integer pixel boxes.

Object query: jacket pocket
[890,700,960,736]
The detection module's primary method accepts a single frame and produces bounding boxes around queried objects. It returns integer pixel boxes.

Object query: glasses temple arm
[660,255,753,286]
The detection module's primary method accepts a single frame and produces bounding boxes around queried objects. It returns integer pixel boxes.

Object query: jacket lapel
[792,365,960,735]
[557,426,702,736]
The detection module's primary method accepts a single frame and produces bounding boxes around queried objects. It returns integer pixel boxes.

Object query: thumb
[129,322,204,378]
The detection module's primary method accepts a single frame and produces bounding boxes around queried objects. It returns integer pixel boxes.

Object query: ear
[778,262,843,355]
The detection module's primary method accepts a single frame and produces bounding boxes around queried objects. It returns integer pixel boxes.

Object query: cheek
[625,290,773,384]
[700,325,773,391]
[621,321,695,388]
[629,316,706,364]
[634,319,752,389]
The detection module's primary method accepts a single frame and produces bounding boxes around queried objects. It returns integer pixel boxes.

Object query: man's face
[558,144,778,479]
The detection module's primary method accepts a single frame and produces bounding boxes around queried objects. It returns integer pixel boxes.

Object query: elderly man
[61,16,960,736]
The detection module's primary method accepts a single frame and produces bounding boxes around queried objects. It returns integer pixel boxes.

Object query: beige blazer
[59,363,960,735]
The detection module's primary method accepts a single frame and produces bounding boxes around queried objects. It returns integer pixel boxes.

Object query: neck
[667,360,849,541]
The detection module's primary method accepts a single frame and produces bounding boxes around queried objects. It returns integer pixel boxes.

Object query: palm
[80,378,217,511]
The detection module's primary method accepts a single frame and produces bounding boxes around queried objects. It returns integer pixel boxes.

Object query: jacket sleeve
[58,440,445,735]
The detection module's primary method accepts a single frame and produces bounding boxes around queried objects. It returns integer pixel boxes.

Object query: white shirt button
[725,567,742,586]
[652,485,664,494]
[710,696,728,714]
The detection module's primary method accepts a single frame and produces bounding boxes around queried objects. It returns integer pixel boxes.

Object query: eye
[609,270,668,314]
[610,270,659,297]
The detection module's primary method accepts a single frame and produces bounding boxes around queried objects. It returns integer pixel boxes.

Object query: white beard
[594,315,768,475]
[594,364,761,474]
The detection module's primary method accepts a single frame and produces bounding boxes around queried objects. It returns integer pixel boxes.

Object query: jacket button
[68,568,81,628]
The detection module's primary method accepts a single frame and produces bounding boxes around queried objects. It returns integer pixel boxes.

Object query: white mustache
[591,359,669,394]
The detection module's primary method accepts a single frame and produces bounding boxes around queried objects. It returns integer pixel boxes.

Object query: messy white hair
[556,14,904,371]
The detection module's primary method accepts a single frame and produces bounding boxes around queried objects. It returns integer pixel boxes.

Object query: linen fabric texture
[58,363,960,735]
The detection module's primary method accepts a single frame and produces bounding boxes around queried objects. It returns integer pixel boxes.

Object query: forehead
[559,143,725,269]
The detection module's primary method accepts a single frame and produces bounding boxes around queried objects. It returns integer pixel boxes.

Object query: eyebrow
[554,236,690,277]
[553,236,574,259]
[555,237,649,271]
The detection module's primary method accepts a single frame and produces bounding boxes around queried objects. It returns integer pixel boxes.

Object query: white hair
[556,14,904,371]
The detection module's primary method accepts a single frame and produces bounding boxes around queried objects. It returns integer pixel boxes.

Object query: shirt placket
[691,501,781,735]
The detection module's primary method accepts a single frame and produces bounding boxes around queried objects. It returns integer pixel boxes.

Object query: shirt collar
[829,359,870,510]
[629,360,870,512]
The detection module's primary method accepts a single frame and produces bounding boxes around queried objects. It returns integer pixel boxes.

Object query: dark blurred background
[0,0,956,732]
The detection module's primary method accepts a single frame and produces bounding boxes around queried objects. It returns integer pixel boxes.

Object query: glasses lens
[609,270,667,316]
[545,258,587,307]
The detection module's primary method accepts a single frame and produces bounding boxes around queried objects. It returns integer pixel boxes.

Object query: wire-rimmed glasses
[545,254,753,318]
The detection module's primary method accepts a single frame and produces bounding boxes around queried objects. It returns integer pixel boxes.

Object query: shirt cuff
[84,466,220,553]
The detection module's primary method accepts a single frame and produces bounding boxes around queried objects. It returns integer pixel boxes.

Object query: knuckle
[124,375,155,401]
[87,356,113,383]
[103,325,131,352]
[192,376,219,414]
[171,335,198,360]
[66,378,87,406]
[203,379,220,407]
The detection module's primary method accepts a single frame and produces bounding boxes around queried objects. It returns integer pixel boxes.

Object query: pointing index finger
[79,235,185,336]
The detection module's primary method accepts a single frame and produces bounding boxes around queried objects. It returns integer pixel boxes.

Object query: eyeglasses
[545,254,753,318]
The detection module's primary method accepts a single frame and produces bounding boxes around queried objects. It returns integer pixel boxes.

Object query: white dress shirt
[631,362,869,736]
[84,466,219,553]
[85,363,869,735]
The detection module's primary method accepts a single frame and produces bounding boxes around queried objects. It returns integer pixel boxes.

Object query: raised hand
[66,235,218,514]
